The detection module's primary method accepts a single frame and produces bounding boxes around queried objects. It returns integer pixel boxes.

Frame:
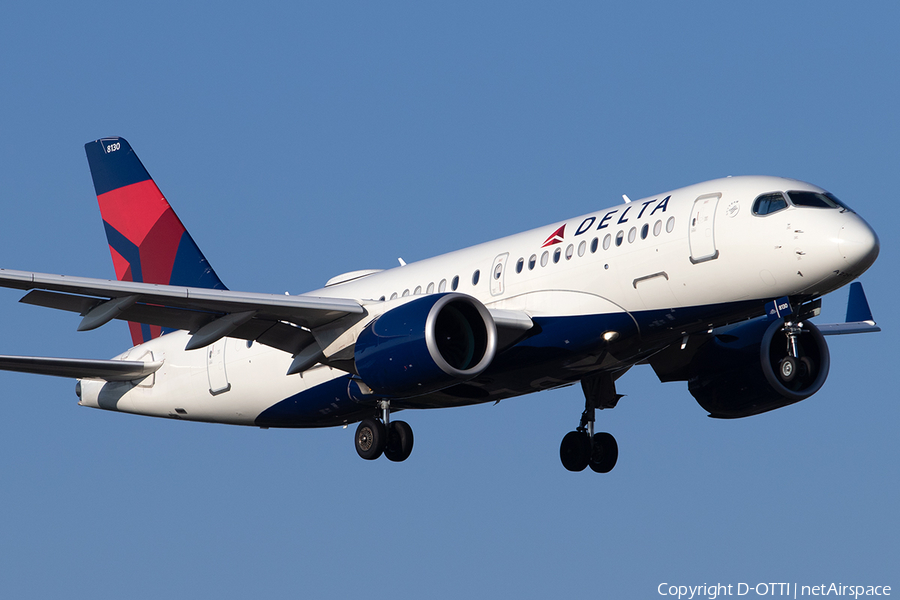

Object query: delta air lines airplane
[0,138,881,472]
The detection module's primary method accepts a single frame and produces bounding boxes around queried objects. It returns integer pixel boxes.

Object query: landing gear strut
[778,321,814,385]
[354,400,414,462]
[560,372,620,473]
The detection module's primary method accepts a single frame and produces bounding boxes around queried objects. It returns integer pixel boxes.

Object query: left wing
[0,268,366,357]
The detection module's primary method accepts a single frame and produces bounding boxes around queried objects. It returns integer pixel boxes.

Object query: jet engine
[354,293,497,397]
[651,316,830,418]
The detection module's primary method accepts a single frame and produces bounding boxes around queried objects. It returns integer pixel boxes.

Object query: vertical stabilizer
[84,137,227,345]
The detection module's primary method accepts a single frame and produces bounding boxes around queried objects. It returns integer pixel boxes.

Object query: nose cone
[839,215,880,276]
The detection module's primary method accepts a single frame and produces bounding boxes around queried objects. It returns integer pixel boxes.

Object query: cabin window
[426,282,434,294]
[641,224,649,239]
[451,276,459,291]
[553,247,562,263]
[515,258,524,273]
[752,192,788,216]
[379,296,385,302]
[565,244,574,260]
[528,254,537,270]
[666,216,675,233]
[472,270,480,286]
[414,286,422,295]
[578,241,586,257]
[439,279,447,292]
[628,227,636,243]
[390,292,398,300]
[541,251,549,267]
[653,220,662,236]
[402,289,410,297]
[590,237,599,253]
[494,263,503,280]
[603,234,611,250]
[615,231,624,246]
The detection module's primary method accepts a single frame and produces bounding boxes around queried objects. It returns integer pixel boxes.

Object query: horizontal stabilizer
[818,282,880,336]
[0,355,162,381]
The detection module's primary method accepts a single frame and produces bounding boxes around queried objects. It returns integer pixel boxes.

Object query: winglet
[818,282,880,336]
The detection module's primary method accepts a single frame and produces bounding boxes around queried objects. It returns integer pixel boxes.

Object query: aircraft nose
[838,215,880,276]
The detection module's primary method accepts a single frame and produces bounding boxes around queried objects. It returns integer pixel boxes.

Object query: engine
[650,316,830,418]
[354,293,497,397]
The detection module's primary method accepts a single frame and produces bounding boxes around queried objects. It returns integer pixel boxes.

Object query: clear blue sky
[1,2,896,598]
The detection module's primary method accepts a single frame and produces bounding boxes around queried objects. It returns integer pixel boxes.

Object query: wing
[0,268,366,356]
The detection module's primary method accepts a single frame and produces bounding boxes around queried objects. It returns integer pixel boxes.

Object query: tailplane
[84,137,227,345]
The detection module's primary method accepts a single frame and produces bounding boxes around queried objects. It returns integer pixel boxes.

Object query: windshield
[787,191,853,212]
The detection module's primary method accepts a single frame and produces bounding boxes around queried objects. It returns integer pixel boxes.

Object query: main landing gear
[355,400,414,462]
[560,372,621,473]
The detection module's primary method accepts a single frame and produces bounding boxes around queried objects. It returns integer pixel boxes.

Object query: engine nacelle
[652,317,830,418]
[354,293,497,397]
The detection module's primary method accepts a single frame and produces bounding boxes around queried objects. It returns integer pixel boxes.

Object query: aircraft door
[490,253,509,296]
[207,339,231,395]
[689,193,721,264]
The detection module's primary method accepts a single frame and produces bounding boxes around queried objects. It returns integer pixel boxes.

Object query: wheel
[798,356,814,381]
[560,431,590,472]
[384,420,414,462]
[589,432,618,473]
[779,356,797,382]
[355,418,385,460]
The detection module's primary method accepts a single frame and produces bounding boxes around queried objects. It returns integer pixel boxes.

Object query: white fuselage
[77,176,879,428]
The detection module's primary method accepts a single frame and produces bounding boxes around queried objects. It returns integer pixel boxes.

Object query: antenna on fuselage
[622,194,632,203]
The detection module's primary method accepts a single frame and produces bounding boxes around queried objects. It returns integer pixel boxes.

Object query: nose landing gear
[354,400,414,462]
[560,372,621,473]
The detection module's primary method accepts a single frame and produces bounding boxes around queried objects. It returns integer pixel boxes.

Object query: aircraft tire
[778,356,797,382]
[589,432,618,473]
[355,418,386,460]
[560,431,590,472]
[384,420,414,462]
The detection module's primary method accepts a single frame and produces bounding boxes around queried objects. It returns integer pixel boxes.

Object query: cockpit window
[787,190,852,211]
[752,192,788,216]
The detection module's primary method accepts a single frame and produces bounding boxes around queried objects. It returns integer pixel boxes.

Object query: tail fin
[84,137,227,345]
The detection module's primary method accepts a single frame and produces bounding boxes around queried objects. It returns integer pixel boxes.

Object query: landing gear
[779,321,816,387]
[354,400,414,463]
[560,372,621,473]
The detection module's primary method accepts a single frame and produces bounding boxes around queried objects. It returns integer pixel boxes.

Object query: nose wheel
[354,401,414,462]
[560,372,621,473]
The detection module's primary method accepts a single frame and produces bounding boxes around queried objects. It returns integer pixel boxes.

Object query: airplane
[0,137,881,473]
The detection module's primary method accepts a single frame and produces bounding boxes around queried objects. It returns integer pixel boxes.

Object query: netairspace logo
[657,583,891,600]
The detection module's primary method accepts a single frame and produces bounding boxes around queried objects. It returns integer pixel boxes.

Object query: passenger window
[390,292,398,300]
[427,282,435,294]
[590,237,599,253]
[752,192,788,216]
[653,220,662,236]
[641,224,649,239]
[516,258,524,273]
[402,289,410,297]
[565,244,574,260]
[628,227,636,243]
[666,217,675,233]
[615,231,624,246]
[414,286,422,295]
[451,276,459,291]
[439,279,447,292]
[472,270,480,286]
[541,251,549,267]
[603,234,611,250]
[553,247,561,263]
[494,263,503,279]
[578,241,586,257]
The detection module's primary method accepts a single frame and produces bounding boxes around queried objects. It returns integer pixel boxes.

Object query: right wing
[0,355,162,381]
